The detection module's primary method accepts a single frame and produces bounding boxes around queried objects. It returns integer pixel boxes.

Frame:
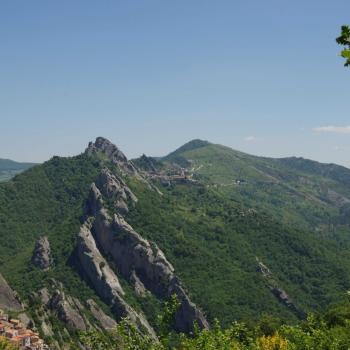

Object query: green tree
[336,25,350,66]
[0,337,17,350]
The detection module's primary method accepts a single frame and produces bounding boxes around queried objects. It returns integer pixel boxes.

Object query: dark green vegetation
[0,158,36,182]
[336,25,350,66]
[0,155,101,299]
[129,141,350,324]
[2,139,350,346]
[77,297,350,350]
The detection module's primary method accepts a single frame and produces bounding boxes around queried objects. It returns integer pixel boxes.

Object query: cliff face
[0,273,23,311]
[75,138,209,334]
[77,220,157,338]
[49,289,87,331]
[77,160,209,333]
[86,137,139,176]
[95,168,138,215]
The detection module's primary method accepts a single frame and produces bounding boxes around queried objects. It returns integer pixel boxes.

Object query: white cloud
[313,125,350,134]
[244,135,258,142]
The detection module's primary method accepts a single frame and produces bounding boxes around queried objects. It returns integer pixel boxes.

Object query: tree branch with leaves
[336,25,350,66]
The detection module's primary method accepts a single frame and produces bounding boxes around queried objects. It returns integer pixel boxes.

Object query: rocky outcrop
[130,270,148,297]
[77,220,157,338]
[86,299,117,330]
[270,287,298,311]
[95,168,137,215]
[77,221,124,299]
[86,137,139,176]
[31,284,88,333]
[86,137,128,163]
[38,287,51,306]
[84,179,209,333]
[49,290,86,331]
[257,258,304,318]
[86,137,162,195]
[0,273,23,311]
[134,154,159,172]
[31,236,52,270]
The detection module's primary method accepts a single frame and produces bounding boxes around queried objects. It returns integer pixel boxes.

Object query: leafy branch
[336,25,350,66]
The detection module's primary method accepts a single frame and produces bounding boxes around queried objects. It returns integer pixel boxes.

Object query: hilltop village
[0,309,49,350]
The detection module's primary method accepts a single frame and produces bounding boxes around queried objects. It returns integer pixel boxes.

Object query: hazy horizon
[1,1,349,166]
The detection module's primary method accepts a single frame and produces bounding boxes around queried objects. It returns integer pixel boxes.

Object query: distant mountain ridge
[0,158,36,182]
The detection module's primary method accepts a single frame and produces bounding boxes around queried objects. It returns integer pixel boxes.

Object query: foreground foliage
[336,25,350,67]
[78,299,350,350]
[0,337,16,350]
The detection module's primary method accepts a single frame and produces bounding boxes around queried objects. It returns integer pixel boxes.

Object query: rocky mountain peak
[86,137,143,179]
[86,137,128,163]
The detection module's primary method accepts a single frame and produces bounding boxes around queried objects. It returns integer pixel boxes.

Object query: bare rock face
[86,137,128,163]
[95,168,137,215]
[38,287,51,306]
[86,299,117,330]
[130,270,148,297]
[86,138,163,196]
[86,137,139,175]
[0,273,23,311]
[49,290,86,331]
[85,180,209,333]
[32,236,51,270]
[94,210,175,298]
[77,220,157,338]
[77,221,125,300]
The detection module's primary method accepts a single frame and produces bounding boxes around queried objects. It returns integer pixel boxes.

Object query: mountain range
[0,158,36,182]
[1,137,350,349]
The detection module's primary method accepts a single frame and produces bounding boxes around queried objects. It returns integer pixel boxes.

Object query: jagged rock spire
[86,137,141,176]
[86,137,128,163]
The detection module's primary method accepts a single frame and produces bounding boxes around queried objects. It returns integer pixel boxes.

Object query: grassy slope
[164,141,350,232]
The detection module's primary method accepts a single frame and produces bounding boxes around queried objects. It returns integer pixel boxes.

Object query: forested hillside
[1,138,350,348]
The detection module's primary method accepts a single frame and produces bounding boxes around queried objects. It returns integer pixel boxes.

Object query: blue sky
[0,1,349,166]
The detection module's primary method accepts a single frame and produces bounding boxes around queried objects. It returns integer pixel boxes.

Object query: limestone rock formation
[86,137,139,175]
[0,273,23,311]
[96,168,137,214]
[83,177,209,333]
[49,290,86,331]
[77,221,124,298]
[135,154,159,172]
[86,137,162,194]
[130,270,148,297]
[77,220,157,338]
[31,236,52,270]
[86,299,117,330]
